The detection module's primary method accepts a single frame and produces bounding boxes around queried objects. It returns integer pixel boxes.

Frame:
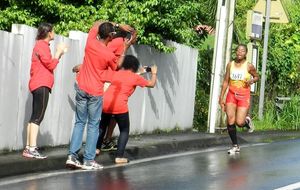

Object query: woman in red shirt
[98,29,138,153]
[22,23,67,159]
[97,55,157,164]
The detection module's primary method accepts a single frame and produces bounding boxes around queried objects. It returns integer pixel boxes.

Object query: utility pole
[208,0,228,133]
[219,0,236,129]
[207,0,222,133]
[258,0,271,120]
[225,0,236,65]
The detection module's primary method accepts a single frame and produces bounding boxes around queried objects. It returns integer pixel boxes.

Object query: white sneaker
[228,145,240,154]
[82,160,104,170]
[66,155,82,169]
[22,148,47,159]
[246,116,255,133]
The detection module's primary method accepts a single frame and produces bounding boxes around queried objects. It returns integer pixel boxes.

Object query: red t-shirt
[76,26,118,96]
[108,37,125,59]
[103,70,148,114]
[29,40,59,92]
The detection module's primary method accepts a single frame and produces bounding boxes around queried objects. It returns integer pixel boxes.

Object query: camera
[114,30,132,40]
[126,32,132,40]
[145,66,152,72]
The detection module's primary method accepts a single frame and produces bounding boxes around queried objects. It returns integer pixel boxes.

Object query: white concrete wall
[0,30,23,150]
[0,24,198,150]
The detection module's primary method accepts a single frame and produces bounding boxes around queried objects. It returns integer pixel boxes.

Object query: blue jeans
[69,83,102,161]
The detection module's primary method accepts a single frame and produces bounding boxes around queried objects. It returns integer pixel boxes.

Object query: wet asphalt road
[1,139,300,190]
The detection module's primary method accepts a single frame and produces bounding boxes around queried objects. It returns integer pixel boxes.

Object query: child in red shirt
[98,30,138,153]
[97,55,157,164]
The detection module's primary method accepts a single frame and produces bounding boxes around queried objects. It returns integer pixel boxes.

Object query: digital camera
[145,66,152,72]
[126,32,132,40]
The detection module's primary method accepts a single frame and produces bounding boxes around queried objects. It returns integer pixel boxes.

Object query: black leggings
[97,112,130,157]
[29,86,50,125]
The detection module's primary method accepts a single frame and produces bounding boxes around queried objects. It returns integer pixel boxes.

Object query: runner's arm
[246,63,259,85]
[219,62,231,107]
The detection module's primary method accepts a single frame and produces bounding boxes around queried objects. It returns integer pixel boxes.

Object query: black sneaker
[66,155,82,169]
[101,140,117,152]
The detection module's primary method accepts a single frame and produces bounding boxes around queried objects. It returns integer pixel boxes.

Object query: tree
[0,0,217,52]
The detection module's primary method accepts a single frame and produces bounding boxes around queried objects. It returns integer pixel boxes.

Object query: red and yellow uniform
[226,61,251,108]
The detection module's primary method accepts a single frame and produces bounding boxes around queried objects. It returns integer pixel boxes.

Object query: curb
[0,134,230,178]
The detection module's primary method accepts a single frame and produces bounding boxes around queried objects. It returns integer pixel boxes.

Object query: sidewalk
[1,130,300,179]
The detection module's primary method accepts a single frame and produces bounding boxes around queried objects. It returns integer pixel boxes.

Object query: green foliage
[0,0,216,52]
[234,0,256,42]
[253,96,300,130]
[193,36,214,131]
[268,23,300,96]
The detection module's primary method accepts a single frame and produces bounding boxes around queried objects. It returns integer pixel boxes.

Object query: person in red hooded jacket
[22,23,67,159]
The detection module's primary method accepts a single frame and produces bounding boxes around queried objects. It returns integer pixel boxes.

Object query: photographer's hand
[130,30,138,44]
[72,64,81,73]
[137,67,146,75]
[55,43,68,59]
[146,65,157,88]
[151,65,157,75]
[119,24,134,33]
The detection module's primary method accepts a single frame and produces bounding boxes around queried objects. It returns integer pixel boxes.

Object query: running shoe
[227,145,240,154]
[22,148,32,158]
[246,116,255,133]
[82,160,104,170]
[66,155,82,169]
[101,140,117,152]
[22,148,47,159]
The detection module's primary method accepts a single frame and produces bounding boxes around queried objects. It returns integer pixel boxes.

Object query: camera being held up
[126,32,132,40]
[144,66,152,72]
[114,27,136,42]
[137,65,157,75]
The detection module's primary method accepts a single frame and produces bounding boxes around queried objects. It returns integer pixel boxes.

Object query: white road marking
[274,182,300,190]
[0,143,268,187]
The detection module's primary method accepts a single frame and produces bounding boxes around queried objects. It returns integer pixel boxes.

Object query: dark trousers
[97,112,130,157]
[29,86,50,125]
